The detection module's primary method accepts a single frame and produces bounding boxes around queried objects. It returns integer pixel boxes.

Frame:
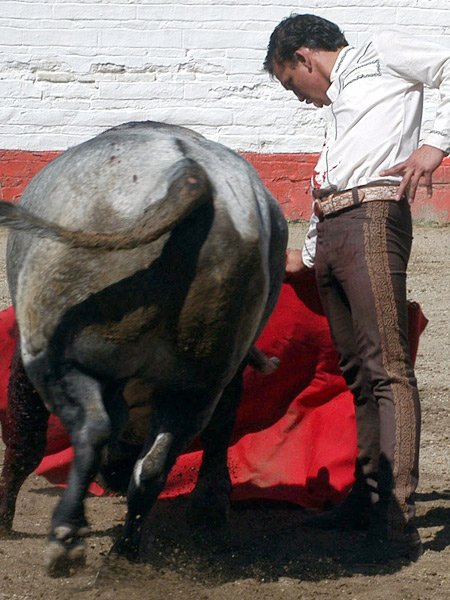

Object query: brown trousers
[315,198,421,534]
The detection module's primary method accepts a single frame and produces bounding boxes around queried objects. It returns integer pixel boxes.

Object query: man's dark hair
[264,14,348,74]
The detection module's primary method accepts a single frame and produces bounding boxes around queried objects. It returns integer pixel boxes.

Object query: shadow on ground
[93,494,450,590]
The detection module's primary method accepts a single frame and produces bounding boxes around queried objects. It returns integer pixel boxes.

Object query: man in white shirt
[264,13,450,562]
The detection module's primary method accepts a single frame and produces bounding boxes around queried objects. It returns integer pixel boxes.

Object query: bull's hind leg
[188,367,244,530]
[0,344,49,535]
[111,430,175,560]
[41,368,111,575]
[112,387,221,560]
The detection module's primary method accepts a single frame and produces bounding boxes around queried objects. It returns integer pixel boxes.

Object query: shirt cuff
[302,242,316,269]
[424,132,450,155]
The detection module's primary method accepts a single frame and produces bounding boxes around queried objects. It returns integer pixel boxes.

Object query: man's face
[272,51,331,108]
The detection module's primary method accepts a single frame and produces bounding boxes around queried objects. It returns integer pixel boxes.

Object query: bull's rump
[6,122,287,384]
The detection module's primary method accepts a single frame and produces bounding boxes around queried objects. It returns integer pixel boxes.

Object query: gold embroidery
[363,202,417,532]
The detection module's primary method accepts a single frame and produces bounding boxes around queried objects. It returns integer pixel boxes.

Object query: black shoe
[366,522,424,563]
[303,501,371,531]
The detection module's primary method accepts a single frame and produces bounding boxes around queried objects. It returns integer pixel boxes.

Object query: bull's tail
[0,158,210,251]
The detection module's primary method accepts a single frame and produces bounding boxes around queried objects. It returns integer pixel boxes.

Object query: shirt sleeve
[301,210,320,269]
[375,31,450,153]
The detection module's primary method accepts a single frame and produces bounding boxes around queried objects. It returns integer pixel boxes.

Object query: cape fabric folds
[0,274,428,508]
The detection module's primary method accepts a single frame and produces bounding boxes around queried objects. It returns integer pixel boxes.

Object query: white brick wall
[1,0,449,152]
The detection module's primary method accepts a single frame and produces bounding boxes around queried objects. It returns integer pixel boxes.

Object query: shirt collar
[326,45,357,103]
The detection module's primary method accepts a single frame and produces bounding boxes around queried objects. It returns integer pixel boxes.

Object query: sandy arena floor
[0,222,449,600]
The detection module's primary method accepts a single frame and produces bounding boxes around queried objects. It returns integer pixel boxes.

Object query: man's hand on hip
[379,144,447,204]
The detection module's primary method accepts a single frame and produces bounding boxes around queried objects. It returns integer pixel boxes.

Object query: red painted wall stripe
[1,149,449,222]
[242,152,450,223]
[0,150,62,204]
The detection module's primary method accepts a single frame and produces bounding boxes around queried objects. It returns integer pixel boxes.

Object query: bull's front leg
[0,344,49,535]
[188,367,244,531]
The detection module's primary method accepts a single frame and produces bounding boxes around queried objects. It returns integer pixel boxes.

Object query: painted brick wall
[2,0,450,152]
[1,1,449,221]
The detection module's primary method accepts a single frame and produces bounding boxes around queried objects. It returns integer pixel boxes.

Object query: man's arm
[284,212,318,281]
[376,31,450,202]
[300,210,320,268]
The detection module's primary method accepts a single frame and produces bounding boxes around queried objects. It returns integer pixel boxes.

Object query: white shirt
[302,30,450,268]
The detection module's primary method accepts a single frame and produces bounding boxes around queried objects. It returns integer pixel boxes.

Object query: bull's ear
[163,158,210,205]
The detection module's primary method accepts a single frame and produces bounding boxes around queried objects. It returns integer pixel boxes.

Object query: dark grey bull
[0,122,288,573]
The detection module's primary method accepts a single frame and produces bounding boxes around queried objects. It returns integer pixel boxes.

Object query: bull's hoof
[45,538,87,577]
[188,492,233,551]
[0,508,14,537]
[45,524,89,576]
[109,535,141,562]
[0,520,13,537]
[188,485,231,531]
[0,526,12,538]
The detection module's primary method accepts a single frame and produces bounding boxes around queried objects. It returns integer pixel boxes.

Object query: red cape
[0,274,427,508]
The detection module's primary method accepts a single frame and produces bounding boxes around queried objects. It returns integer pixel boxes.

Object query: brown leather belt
[312,185,402,218]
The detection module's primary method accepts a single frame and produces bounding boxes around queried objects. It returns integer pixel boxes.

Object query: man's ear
[294,48,313,72]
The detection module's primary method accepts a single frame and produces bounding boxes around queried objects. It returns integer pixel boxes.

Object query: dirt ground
[0,222,448,600]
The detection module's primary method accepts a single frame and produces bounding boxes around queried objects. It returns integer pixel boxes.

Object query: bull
[0,121,287,574]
